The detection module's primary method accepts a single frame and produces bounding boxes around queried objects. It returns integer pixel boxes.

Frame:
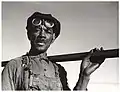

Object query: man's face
[28,18,55,53]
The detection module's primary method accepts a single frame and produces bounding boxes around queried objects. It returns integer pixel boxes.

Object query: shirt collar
[26,52,48,60]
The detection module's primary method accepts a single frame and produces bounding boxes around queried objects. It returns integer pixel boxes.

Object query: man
[2,12,105,90]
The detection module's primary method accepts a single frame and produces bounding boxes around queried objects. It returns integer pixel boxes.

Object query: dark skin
[27,24,56,56]
[81,48,105,76]
[73,48,105,90]
[27,19,105,90]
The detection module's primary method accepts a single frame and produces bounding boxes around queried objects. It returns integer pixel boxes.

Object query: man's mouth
[37,42,45,46]
[35,39,46,46]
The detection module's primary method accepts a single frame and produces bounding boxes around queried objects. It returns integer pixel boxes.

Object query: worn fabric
[2,53,70,90]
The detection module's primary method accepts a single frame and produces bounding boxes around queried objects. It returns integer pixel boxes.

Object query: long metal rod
[49,49,119,62]
[2,49,119,67]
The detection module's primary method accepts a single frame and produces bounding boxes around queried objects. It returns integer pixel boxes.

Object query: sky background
[2,1,119,91]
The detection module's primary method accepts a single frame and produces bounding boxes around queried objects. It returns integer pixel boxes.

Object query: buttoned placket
[22,53,63,90]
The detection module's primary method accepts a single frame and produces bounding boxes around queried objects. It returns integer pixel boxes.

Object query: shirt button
[44,69,46,71]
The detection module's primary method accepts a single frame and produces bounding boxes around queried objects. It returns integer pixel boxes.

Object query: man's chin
[35,47,47,53]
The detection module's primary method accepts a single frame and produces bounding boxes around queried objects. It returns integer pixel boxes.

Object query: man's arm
[56,63,71,90]
[74,48,105,90]
[2,60,16,90]
[73,74,90,90]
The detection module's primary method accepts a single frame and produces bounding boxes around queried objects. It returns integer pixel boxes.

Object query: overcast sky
[2,2,119,91]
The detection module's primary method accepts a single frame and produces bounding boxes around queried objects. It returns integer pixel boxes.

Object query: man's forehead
[32,17,54,22]
[30,12,55,21]
[27,12,61,39]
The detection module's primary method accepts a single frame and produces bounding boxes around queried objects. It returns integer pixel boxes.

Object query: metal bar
[49,49,119,62]
[1,49,119,67]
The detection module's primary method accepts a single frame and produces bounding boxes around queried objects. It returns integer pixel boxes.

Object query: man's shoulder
[5,55,25,67]
[55,63,64,68]
[53,62,66,73]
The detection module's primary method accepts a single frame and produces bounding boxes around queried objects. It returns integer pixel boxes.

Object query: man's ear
[27,31,31,40]
[27,31,34,41]
[51,33,56,44]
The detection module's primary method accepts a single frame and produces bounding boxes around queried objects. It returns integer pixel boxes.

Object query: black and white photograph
[1,1,119,91]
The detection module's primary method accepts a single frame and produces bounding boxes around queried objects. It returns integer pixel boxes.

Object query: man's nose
[38,25,46,37]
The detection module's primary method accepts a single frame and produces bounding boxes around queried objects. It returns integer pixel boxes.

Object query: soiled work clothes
[2,53,70,91]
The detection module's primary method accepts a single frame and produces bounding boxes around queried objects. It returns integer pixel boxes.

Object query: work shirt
[2,53,70,90]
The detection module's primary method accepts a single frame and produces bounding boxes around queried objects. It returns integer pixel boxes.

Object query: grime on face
[28,18,55,54]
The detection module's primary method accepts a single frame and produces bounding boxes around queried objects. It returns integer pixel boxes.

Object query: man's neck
[28,49,47,56]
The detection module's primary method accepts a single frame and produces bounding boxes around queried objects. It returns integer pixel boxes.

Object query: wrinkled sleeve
[56,64,71,90]
[2,60,16,90]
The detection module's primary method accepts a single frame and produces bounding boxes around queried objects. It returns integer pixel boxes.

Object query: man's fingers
[81,60,90,70]
[84,49,94,60]
[82,47,105,76]
[100,47,103,51]
[84,63,99,76]
[86,47,99,59]
[98,58,105,65]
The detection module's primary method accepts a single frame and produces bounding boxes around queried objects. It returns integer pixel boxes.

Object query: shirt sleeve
[56,63,71,90]
[2,60,16,90]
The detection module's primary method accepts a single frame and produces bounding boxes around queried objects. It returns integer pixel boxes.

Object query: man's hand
[81,47,105,77]
[74,47,105,90]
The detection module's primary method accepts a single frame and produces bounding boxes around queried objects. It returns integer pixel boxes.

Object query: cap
[26,12,61,38]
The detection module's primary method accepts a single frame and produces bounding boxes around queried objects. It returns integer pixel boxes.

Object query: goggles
[32,18,54,28]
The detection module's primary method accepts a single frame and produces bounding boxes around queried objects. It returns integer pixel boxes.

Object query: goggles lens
[32,18,54,28]
[32,18,42,26]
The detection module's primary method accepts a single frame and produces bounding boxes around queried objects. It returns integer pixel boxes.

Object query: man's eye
[32,28,40,33]
[46,29,53,34]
